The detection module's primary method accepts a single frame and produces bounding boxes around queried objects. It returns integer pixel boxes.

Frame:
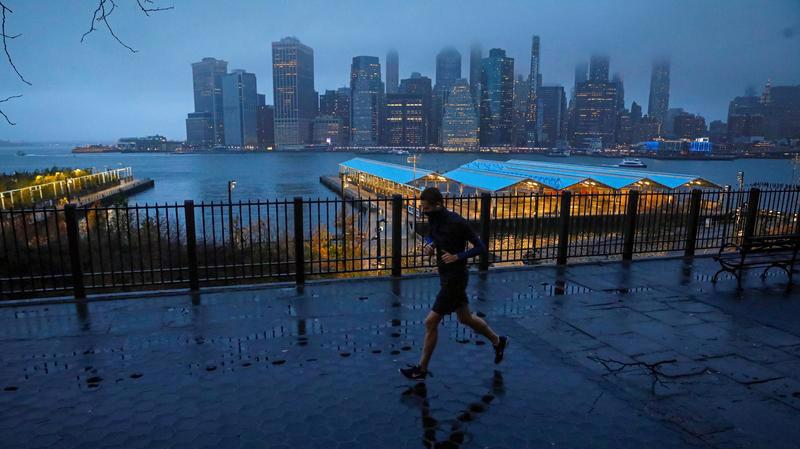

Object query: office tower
[222,69,258,148]
[272,37,316,148]
[526,35,540,146]
[433,47,462,146]
[631,101,642,124]
[635,116,662,142]
[312,116,342,145]
[350,56,383,146]
[256,94,274,150]
[400,73,433,145]
[612,73,625,111]
[335,87,351,145]
[386,49,399,94]
[185,112,215,148]
[571,76,619,148]
[763,84,800,139]
[708,120,727,144]
[480,48,515,146]
[648,57,671,125]
[442,79,479,150]
[616,109,633,145]
[589,54,609,83]
[191,57,228,145]
[538,85,566,147]
[574,62,588,87]
[469,43,482,107]
[319,89,337,116]
[513,74,530,147]
[663,107,684,136]
[673,112,707,140]
[383,93,426,147]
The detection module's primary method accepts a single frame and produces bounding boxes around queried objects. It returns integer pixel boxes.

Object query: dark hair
[420,187,443,205]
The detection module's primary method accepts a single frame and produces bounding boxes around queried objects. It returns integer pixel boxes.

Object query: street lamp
[374,217,387,269]
[227,180,237,247]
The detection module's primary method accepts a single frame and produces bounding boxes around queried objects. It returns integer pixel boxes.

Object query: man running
[400,187,508,381]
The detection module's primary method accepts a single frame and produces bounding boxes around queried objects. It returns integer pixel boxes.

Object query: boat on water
[16,150,26,156]
[618,158,647,168]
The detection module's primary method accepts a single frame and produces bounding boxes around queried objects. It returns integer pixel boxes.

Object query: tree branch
[0,94,22,125]
[81,0,173,53]
[1,0,31,85]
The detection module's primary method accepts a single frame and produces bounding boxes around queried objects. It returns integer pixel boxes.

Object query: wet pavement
[1,257,799,449]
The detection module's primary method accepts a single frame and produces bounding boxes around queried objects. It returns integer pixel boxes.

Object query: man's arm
[456,220,487,261]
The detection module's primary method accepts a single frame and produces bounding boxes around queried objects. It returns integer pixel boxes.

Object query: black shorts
[432,270,469,315]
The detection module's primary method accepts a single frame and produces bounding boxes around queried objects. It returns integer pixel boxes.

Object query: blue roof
[441,167,527,192]
[505,159,720,189]
[339,158,434,185]
[460,160,592,190]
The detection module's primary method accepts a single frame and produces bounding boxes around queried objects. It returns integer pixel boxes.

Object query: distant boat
[618,158,647,168]
[16,150,25,156]
[391,149,410,155]
[545,149,571,157]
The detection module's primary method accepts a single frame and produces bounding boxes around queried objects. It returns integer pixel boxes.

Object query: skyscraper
[538,85,566,148]
[648,58,671,125]
[480,49,515,147]
[513,74,530,147]
[442,79,479,150]
[185,112,215,148]
[612,73,625,111]
[190,57,228,145]
[272,37,316,148]
[589,55,609,83]
[350,56,383,146]
[386,49,399,94]
[222,69,258,148]
[526,35,541,146]
[400,73,433,145]
[335,87,351,145]
[319,89,337,116]
[256,94,275,150]
[382,93,426,147]
[469,43,482,107]
[433,47,462,146]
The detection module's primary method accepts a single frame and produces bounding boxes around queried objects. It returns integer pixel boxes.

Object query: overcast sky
[0,0,798,142]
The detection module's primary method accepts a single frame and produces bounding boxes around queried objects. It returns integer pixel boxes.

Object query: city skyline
[0,0,798,141]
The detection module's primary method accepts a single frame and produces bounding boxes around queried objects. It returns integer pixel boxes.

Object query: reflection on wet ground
[1,256,799,448]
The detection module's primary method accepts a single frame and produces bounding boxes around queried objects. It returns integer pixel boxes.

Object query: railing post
[184,200,199,292]
[557,191,572,265]
[622,190,640,261]
[479,193,491,271]
[294,197,305,286]
[743,187,761,247]
[391,194,403,277]
[684,189,703,258]
[64,204,86,299]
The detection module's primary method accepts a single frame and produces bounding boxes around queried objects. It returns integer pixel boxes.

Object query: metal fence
[1,187,798,300]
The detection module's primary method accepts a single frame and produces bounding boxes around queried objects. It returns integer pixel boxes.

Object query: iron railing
[1,187,798,300]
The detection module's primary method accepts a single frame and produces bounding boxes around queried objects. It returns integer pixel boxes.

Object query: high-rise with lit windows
[272,37,316,148]
[480,48,515,146]
[442,79,479,150]
[350,56,383,146]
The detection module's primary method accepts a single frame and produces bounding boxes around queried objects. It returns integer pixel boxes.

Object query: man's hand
[423,245,435,256]
[442,252,460,264]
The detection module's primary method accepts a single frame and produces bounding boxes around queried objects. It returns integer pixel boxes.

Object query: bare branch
[0,94,22,125]
[1,0,31,85]
[81,0,173,53]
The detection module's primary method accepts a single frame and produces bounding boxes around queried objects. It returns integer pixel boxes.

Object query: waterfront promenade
[1,256,799,448]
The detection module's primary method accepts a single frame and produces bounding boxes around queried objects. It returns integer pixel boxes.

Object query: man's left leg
[455,305,499,346]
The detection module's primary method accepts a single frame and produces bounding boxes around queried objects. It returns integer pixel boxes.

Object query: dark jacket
[425,209,487,273]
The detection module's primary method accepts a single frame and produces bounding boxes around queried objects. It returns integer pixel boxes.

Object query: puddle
[601,287,653,295]
[540,280,592,296]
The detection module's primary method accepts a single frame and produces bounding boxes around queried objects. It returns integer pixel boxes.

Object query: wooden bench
[712,234,799,288]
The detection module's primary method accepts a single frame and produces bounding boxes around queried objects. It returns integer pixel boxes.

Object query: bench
[712,234,799,288]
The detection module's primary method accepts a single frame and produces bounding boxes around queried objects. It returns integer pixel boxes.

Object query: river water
[1,145,798,204]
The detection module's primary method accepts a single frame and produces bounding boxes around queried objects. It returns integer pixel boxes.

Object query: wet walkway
[1,257,799,449]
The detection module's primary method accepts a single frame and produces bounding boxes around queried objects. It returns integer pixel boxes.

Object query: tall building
[185,112,215,148]
[648,58,671,125]
[480,49,515,147]
[382,93,426,147]
[589,55,609,83]
[335,87,351,145]
[350,56,383,146]
[319,89,337,116]
[708,120,727,144]
[663,108,685,137]
[433,47,462,146]
[190,57,228,145]
[538,85,566,148]
[571,75,619,148]
[386,49,399,94]
[312,116,342,145]
[400,73,433,145]
[469,43,482,107]
[442,79,479,150]
[526,35,541,146]
[763,84,800,139]
[256,94,275,150]
[673,112,707,140]
[222,70,258,148]
[512,75,530,147]
[272,37,316,148]
[612,73,625,111]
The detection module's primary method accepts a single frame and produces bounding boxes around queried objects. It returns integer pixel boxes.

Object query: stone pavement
[1,257,799,449]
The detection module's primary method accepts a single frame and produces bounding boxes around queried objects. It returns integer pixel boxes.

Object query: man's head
[420,187,444,216]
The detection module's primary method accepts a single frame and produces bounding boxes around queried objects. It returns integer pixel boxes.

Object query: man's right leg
[419,311,443,372]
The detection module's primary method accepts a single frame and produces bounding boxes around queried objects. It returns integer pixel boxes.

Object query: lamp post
[227,180,236,246]
[375,217,387,269]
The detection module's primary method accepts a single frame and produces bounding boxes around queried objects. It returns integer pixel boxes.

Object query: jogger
[401,187,508,381]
